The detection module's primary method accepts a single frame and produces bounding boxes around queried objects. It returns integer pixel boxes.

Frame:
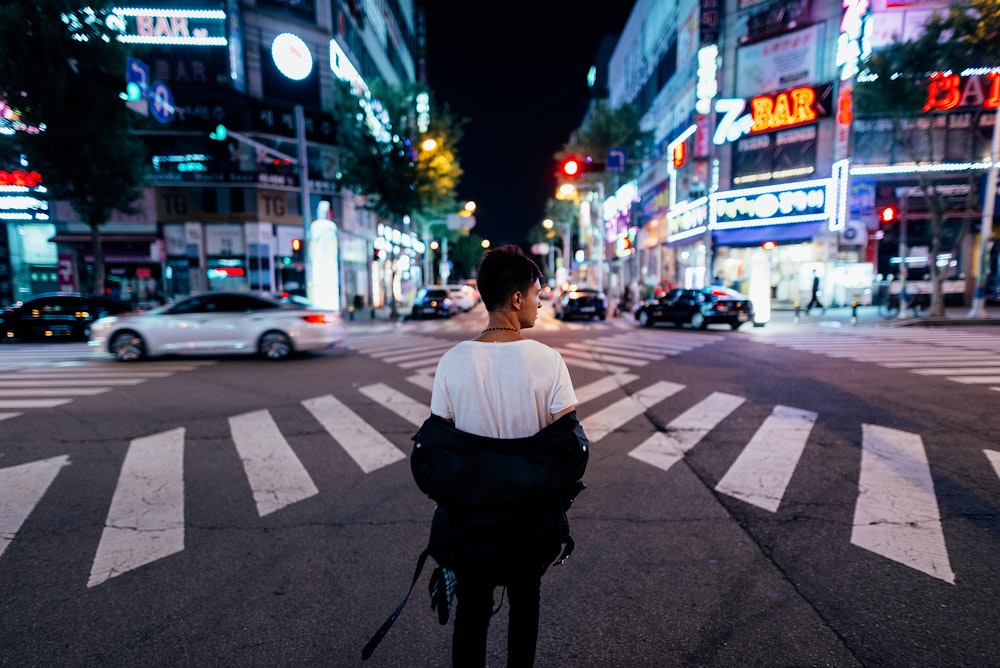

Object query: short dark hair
[477,244,543,311]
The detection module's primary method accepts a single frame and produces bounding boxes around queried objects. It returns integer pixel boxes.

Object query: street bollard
[851,300,858,326]
[793,300,801,323]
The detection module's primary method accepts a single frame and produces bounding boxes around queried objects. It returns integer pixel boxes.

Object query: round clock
[271,33,313,81]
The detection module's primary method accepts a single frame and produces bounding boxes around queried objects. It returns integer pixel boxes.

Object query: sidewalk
[763,302,1000,329]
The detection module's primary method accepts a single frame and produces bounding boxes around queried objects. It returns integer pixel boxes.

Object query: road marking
[582,381,685,443]
[0,455,70,558]
[985,449,1000,479]
[229,410,319,517]
[360,383,428,427]
[946,375,1000,384]
[379,345,454,363]
[564,342,664,361]
[0,398,73,409]
[396,356,446,369]
[911,367,1000,375]
[406,374,435,392]
[0,387,111,397]
[88,428,185,587]
[302,395,406,473]
[851,424,954,584]
[0,412,20,422]
[574,374,640,405]
[557,349,632,374]
[629,392,746,473]
[0,378,145,386]
[715,405,817,511]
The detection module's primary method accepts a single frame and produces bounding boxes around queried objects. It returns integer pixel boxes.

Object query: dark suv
[411,287,457,319]
[1,292,133,342]
[634,287,755,330]
[554,286,607,321]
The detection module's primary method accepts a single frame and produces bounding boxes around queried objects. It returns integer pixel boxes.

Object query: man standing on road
[417,244,588,667]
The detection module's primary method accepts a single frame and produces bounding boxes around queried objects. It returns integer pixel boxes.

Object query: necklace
[481,326,519,333]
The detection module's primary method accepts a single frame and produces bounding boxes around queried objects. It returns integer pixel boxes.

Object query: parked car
[634,287,755,330]
[411,287,457,319]
[443,284,477,312]
[88,291,344,361]
[1,292,134,342]
[554,286,607,321]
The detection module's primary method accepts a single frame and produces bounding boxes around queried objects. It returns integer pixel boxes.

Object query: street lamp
[541,218,571,282]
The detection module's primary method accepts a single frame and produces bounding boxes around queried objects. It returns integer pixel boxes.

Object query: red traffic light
[879,206,898,224]
[291,238,302,253]
[561,158,581,177]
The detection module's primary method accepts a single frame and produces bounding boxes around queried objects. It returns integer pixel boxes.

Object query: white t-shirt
[430,339,578,439]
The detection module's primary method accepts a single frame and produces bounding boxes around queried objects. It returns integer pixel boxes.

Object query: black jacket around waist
[410,412,589,581]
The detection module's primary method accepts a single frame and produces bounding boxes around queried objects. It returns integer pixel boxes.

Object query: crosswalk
[752,328,1000,392]
[2,330,997,590]
[0,360,215,421]
[341,329,717,390]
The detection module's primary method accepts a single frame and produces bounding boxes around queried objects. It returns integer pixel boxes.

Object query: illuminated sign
[923,71,1000,112]
[667,197,709,239]
[113,7,227,46]
[271,33,313,81]
[836,0,871,81]
[0,170,43,188]
[715,83,833,145]
[711,178,833,228]
[695,45,719,115]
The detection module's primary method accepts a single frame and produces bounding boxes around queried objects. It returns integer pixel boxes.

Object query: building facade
[1,0,426,314]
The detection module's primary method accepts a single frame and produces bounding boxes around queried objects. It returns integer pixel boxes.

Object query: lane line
[88,428,185,587]
[851,424,954,584]
[582,381,685,443]
[359,383,429,428]
[629,392,746,473]
[715,405,817,511]
[0,455,70,558]
[302,395,406,473]
[229,410,319,517]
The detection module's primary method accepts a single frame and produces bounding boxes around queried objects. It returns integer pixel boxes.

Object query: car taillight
[302,314,335,324]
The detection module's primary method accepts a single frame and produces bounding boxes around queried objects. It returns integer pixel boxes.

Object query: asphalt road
[1,305,998,667]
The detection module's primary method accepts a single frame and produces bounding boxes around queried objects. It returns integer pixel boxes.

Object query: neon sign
[711,178,833,228]
[923,71,1000,112]
[750,87,818,132]
[0,170,43,188]
[112,7,227,46]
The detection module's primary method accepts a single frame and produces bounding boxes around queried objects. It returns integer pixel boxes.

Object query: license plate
[738,313,749,321]
[579,306,595,312]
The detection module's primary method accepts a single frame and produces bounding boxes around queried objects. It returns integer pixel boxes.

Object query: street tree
[854,0,1000,316]
[556,100,652,192]
[0,1,147,296]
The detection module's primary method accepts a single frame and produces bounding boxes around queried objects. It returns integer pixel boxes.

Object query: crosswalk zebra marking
[301,395,407,473]
[629,392,746,473]
[851,424,954,584]
[0,398,73,409]
[0,387,112,397]
[947,376,1000,384]
[912,367,1000,375]
[583,381,686,443]
[379,345,454,363]
[564,342,664,361]
[883,359,999,368]
[88,428,185,588]
[985,449,1000,479]
[574,374,640,405]
[360,383,428,428]
[229,410,319,517]
[0,455,69,559]
[406,373,435,392]
[0,378,144,386]
[0,412,20,422]
[715,405,817,512]
[557,350,632,374]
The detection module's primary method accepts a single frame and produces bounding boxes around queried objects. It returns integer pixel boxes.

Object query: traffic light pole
[295,105,312,301]
[897,195,908,319]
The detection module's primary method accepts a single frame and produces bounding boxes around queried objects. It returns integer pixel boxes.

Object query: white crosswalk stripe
[0,361,980,588]
[752,329,1000,392]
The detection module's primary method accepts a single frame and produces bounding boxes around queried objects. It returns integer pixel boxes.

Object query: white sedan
[89,292,345,362]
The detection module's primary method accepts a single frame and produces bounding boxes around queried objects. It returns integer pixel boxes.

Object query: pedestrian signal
[879,206,898,224]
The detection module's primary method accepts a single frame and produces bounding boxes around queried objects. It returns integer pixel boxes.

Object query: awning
[49,233,159,244]
[712,221,825,248]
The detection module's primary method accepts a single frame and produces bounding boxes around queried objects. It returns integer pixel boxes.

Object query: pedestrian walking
[416,244,589,667]
[806,269,824,314]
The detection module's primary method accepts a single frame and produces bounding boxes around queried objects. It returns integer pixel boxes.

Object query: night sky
[421,2,636,246]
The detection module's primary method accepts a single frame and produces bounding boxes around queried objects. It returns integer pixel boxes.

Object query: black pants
[806,293,823,310]
[452,569,541,668]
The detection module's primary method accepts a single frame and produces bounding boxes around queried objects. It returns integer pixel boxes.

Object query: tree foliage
[333,79,464,227]
[853,0,1000,316]
[0,0,148,295]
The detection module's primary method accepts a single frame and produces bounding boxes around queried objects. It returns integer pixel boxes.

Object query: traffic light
[209,124,227,141]
[557,156,605,178]
[291,238,302,261]
[879,205,898,224]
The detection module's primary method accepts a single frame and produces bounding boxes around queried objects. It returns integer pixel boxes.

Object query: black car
[411,287,457,319]
[634,287,755,330]
[554,286,607,321]
[1,292,134,342]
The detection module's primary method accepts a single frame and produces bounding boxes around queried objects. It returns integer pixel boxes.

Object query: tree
[0,0,148,296]
[333,78,464,226]
[556,101,652,192]
[854,0,1000,316]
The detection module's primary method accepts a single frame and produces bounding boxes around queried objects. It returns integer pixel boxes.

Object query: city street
[1,306,999,667]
